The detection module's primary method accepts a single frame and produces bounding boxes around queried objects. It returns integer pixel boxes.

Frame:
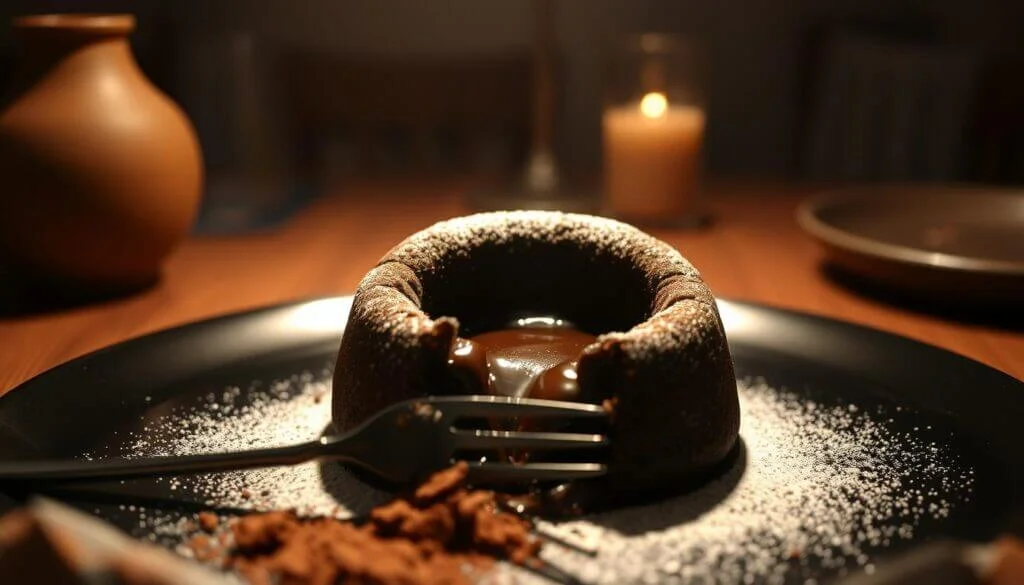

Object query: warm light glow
[287,298,352,333]
[639,92,668,119]
[515,316,566,328]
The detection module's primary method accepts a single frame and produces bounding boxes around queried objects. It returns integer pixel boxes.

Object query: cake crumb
[601,397,619,423]
[311,387,327,404]
[413,461,468,504]
[196,512,218,532]
[186,464,540,585]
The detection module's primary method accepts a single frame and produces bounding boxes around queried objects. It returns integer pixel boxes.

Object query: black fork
[0,396,610,486]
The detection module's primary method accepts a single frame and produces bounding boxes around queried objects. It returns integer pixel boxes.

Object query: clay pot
[0,14,203,295]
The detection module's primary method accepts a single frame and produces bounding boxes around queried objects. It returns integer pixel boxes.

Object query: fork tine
[463,461,607,482]
[425,396,609,420]
[450,429,608,450]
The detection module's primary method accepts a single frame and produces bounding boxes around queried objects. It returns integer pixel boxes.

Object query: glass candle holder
[602,34,708,225]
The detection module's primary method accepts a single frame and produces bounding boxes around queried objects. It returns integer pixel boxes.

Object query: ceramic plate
[0,297,1021,584]
[796,185,1024,303]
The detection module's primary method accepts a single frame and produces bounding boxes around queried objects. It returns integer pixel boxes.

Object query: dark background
[4,0,1024,186]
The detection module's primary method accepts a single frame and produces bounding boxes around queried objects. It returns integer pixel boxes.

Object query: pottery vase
[0,14,203,294]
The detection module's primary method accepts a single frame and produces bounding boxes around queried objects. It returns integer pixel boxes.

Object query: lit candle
[603,92,705,219]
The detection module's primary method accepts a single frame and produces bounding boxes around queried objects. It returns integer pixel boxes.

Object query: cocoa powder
[194,462,540,585]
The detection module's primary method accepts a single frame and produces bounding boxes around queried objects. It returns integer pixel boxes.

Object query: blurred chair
[279,50,532,184]
[802,30,980,182]
[971,52,1024,184]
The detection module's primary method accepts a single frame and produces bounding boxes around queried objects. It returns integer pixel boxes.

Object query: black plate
[1,296,1022,584]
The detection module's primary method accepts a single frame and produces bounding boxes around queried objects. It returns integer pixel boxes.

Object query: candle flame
[639,92,668,119]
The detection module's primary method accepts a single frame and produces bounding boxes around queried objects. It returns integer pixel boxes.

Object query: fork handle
[0,440,329,483]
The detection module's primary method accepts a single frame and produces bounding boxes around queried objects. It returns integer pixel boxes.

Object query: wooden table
[1,179,1021,398]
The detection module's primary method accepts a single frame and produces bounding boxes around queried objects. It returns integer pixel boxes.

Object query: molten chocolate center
[448,317,596,401]
[446,318,606,516]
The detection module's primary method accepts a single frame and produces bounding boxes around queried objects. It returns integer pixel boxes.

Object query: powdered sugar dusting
[118,368,390,523]
[110,373,973,584]
[534,377,973,584]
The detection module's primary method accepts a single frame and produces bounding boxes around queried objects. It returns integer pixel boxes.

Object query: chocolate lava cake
[332,211,739,498]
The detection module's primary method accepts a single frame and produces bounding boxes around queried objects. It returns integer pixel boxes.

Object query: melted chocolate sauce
[449,321,595,400]
[446,317,606,516]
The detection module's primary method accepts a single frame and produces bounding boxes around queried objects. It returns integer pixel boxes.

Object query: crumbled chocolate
[602,397,619,424]
[191,463,540,585]
[311,387,327,405]
[197,512,219,533]
[412,462,466,504]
